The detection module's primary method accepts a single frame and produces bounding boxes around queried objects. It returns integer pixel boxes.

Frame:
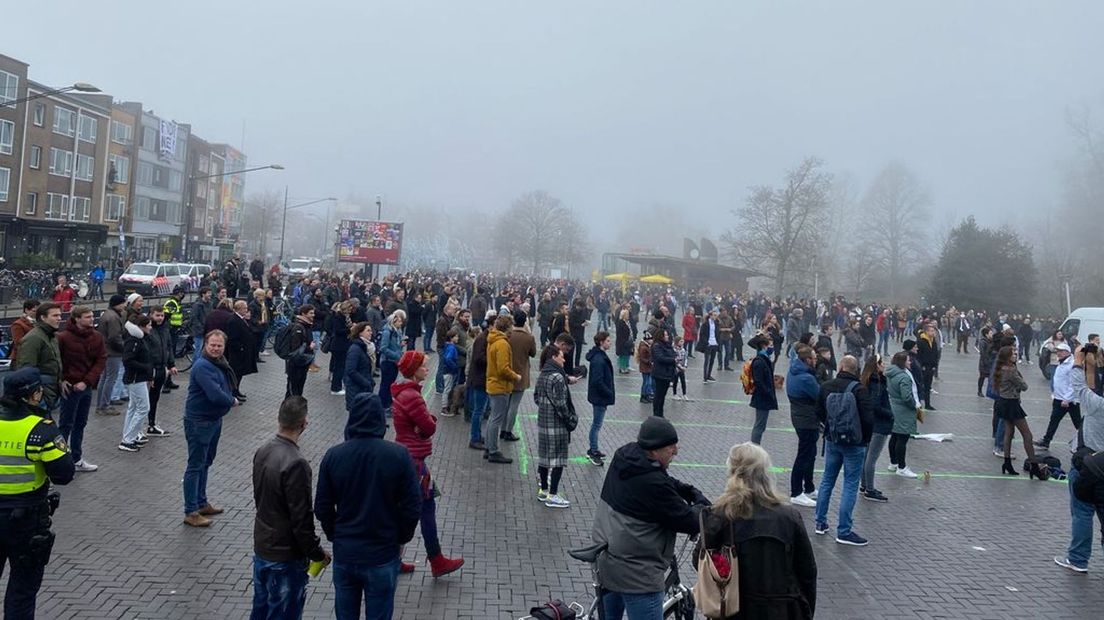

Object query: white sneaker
[544,494,571,509]
[331,390,346,396]
[75,460,99,472]
[896,466,919,479]
[931,389,940,395]
[887,464,898,472]
[806,489,818,500]
[789,493,816,507]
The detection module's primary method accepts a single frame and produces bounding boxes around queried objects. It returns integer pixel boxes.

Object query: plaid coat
[534,361,574,468]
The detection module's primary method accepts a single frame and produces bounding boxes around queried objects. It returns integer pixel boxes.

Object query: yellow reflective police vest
[0,415,66,496]
[165,297,184,328]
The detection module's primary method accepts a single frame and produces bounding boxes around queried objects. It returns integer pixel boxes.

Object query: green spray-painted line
[623,392,746,405]
[668,461,1067,483]
[515,410,530,477]
[422,378,436,399]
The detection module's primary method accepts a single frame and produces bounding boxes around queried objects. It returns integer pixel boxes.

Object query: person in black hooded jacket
[315,392,421,618]
[591,417,707,618]
[650,328,677,418]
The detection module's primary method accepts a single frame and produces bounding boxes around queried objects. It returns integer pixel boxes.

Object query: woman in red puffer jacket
[391,350,464,578]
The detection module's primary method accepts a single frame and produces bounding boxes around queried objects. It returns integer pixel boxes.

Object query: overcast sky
[7,1,1103,248]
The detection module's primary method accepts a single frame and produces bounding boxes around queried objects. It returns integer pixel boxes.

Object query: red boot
[428,554,464,578]
[400,562,416,574]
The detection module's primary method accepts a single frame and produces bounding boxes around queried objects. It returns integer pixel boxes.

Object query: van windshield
[290,260,310,270]
[125,264,158,276]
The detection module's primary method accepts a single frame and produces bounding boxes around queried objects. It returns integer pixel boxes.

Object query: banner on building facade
[159,120,177,160]
[337,220,403,264]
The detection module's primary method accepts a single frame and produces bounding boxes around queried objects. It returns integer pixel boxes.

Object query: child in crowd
[637,331,654,403]
[672,336,690,401]
[439,328,460,415]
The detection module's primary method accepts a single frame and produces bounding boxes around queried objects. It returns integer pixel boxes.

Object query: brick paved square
[5,332,1102,619]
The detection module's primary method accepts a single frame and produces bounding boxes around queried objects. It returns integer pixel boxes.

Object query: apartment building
[185,133,225,262]
[0,54,29,255]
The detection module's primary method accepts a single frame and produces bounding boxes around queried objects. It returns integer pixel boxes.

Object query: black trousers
[922,366,935,406]
[889,433,910,468]
[720,340,733,369]
[790,428,819,497]
[653,378,671,417]
[0,505,51,619]
[285,366,308,398]
[148,366,167,427]
[703,346,718,380]
[1041,399,1082,444]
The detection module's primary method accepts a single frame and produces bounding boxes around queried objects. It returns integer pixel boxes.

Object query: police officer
[162,286,186,391]
[0,367,74,618]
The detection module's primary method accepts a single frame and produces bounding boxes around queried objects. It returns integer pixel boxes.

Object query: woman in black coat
[650,328,678,418]
[614,308,634,374]
[327,301,353,395]
[404,291,424,351]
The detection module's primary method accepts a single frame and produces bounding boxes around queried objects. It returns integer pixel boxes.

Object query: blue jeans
[194,335,204,358]
[878,331,891,356]
[96,356,123,409]
[814,441,867,537]
[1066,467,1104,568]
[250,555,308,620]
[602,590,664,620]
[379,361,398,409]
[597,311,610,332]
[641,373,653,397]
[469,388,488,442]
[59,388,92,462]
[333,557,401,620]
[435,358,446,394]
[589,405,607,453]
[182,417,223,515]
[994,418,1005,451]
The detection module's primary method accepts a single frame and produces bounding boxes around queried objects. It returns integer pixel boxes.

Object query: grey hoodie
[1072,368,1104,451]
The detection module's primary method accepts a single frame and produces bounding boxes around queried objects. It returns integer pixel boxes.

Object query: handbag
[320,331,333,354]
[528,599,576,620]
[692,509,740,618]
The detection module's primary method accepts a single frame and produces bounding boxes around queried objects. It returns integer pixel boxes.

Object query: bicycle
[171,326,194,372]
[522,535,697,620]
[265,298,294,349]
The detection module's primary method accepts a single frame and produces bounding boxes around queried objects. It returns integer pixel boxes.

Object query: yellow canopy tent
[603,272,637,294]
[640,274,674,284]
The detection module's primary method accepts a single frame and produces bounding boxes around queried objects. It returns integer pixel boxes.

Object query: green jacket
[885,365,918,435]
[14,322,62,408]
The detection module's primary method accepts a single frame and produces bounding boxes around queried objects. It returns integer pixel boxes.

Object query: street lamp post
[277,190,336,266]
[1,82,101,108]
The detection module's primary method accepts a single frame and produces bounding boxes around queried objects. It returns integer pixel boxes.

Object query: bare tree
[722,157,832,296]
[504,190,589,275]
[242,190,284,257]
[860,162,930,300]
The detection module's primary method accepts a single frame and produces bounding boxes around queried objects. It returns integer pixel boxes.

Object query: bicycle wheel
[174,332,194,372]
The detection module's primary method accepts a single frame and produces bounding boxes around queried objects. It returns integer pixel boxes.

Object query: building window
[149,198,166,221]
[193,205,205,228]
[134,196,150,219]
[78,116,97,143]
[45,193,69,220]
[175,127,187,161]
[169,170,183,191]
[167,200,181,223]
[33,103,45,126]
[49,148,73,177]
[53,108,76,137]
[198,155,209,173]
[196,180,207,199]
[0,167,9,202]
[109,154,129,183]
[0,119,13,155]
[75,154,95,182]
[29,145,41,169]
[69,196,90,222]
[152,166,168,188]
[24,192,37,215]
[111,120,132,144]
[0,71,17,105]
[105,194,125,221]
[141,126,157,150]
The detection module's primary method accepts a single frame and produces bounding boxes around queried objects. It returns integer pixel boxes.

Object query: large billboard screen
[337,219,403,264]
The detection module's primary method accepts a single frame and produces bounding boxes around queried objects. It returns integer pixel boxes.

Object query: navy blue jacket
[785,358,819,431]
[185,355,236,420]
[343,339,375,411]
[651,340,677,382]
[586,346,615,406]
[867,374,895,435]
[315,392,421,565]
[749,352,778,411]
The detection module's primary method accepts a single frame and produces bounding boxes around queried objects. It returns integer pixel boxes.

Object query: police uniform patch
[54,435,69,453]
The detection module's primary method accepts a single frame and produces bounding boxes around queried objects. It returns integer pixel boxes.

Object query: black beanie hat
[637,416,679,450]
[109,294,126,308]
[902,339,916,351]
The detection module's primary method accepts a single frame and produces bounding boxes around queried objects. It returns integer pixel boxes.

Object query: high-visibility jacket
[0,404,74,507]
[165,297,184,328]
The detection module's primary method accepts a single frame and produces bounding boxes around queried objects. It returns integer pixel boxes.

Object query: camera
[1083,343,1099,356]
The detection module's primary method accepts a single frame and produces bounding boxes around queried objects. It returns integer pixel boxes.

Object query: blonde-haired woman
[696,443,817,619]
[379,309,407,414]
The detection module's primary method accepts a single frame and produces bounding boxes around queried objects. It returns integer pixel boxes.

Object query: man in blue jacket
[786,345,821,507]
[748,335,778,445]
[315,392,421,619]
[182,330,238,527]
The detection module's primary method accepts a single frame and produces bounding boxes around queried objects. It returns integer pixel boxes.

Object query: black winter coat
[651,339,677,381]
[867,374,895,435]
[615,318,634,357]
[586,346,615,406]
[749,353,778,411]
[122,331,153,385]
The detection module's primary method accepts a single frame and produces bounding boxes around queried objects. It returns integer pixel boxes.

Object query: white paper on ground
[913,433,954,442]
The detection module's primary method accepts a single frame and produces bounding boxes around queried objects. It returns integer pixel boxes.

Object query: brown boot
[183,512,211,527]
[197,504,224,516]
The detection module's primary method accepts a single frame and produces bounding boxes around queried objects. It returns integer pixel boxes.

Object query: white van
[117,263,185,297]
[1056,308,1104,345]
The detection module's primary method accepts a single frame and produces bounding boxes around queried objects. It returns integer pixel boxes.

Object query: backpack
[826,381,863,445]
[1072,427,1104,504]
[740,361,755,395]
[274,323,299,360]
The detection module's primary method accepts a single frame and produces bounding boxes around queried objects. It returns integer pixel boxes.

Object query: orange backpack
[740,360,755,395]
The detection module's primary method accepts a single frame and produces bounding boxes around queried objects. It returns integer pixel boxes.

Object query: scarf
[206,352,239,391]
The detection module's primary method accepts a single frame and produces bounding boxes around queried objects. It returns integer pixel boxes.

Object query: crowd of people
[2,263,1103,620]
